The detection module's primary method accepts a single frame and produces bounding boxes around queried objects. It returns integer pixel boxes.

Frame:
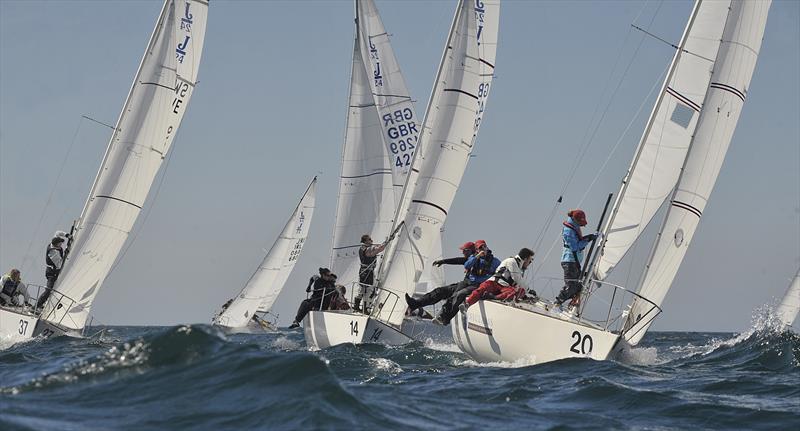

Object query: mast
[588,0,730,281]
[376,0,463,282]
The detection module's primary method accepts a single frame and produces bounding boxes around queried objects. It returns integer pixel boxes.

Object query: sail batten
[373,0,501,327]
[594,0,732,281]
[624,0,771,344]
[43,0,209,331]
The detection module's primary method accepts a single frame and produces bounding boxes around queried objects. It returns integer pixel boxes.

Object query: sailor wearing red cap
[555,209,600,308]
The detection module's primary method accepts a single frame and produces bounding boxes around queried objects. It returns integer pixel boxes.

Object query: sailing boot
[353,297,362,312]
[404,293,419,311]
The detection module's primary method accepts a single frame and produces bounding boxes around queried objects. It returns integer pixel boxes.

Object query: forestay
[216,178,317,328]
[776,269,800,328]
[329,6,396,287]
[43,0,208,331]
[374,0,500,327]
[594,0,731,280]
[357,0,421,204]
[625,0,771,344]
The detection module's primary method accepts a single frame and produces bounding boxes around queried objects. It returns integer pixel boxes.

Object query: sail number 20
[570,331,593,355]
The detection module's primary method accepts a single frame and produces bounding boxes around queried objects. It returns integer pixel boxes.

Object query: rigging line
[530,1,658,269]
[532,195,562,253]
[576,64,668,207]
[81,115,117,131]
[554,0,661,199]
[20,116,85,275]
[104,126,181,280]
[631,24,715,63]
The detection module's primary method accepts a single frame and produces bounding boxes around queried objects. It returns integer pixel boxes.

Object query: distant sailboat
[776,269,800,328]
[453,0,771,364]
[304,0,500,349]
[0,0,208,342]
[212,177,317,332]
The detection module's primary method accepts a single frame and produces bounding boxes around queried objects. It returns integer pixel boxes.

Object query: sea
[1,310,798,430]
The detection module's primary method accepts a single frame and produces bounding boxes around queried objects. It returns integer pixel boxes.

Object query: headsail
[214,177,317,329]
[594,0,731,280]
[624,0,771,344]
[373,0,500,327]
[43,0,208,331]
[329,6,396,287]
[776,269,800,328]
[357,0,421,204]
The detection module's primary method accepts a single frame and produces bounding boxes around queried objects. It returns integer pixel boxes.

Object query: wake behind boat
[0,0,208,342]
[454,0,771,364]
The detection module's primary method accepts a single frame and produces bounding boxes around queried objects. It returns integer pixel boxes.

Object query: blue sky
[1,0,798,331]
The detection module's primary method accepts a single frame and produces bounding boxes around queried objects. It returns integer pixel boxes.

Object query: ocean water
[1,314,798,430]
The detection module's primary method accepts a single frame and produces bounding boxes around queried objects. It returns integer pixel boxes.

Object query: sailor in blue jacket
[555,209,599,308]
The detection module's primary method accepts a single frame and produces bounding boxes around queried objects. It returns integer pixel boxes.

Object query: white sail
[374,0,500,327]
[214,177,317,329]
[357,0,421,205]
[330,22,395,286]
[595,0,731,280]
[625,0,771,344]
[42,0,208,331]
[414,228,446,295]
[776,269,800,328]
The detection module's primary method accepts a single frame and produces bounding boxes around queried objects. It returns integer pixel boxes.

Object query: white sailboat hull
[0,307,73,344]
[303,310,412,349]
[452,300,624,365]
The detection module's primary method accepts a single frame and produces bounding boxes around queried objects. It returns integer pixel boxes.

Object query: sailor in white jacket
[465,248,535,306]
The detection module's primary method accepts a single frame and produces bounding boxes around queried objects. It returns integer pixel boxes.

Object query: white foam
[455,355,538,369]
[270,335,302,351]
[368,357,403,374]
[422,338,462,353]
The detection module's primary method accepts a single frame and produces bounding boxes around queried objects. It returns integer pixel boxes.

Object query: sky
[1,0,798,332]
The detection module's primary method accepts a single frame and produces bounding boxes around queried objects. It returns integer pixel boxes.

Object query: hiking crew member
[354,233,394,312]
[39,231,68,308]
[404,241,477,314]
[0,268,30,307]
[290,268,337,328]
[555,209,599,309]
[410,240,502,325]
[464,248,535,308]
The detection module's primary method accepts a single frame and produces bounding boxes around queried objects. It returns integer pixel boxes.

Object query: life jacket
[469,254,495,278]
[46,244,64,276]
[2,275,20,297]
[359,244,377,276]
[563,221,585,267]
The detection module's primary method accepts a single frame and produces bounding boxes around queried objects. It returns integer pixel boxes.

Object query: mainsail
[594,0,731,280]
[776,269,800,328]
[624,0,772,344]
[357,0,421,205]
[373,0,500,327]
[215,177,317,329]
[329,2,398,286]
[42,0,208,331]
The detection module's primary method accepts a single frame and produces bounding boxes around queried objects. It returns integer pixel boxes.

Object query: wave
[665,306,800,372]
[0,325,414,430]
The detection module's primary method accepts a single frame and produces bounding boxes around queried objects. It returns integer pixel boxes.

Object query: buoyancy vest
[46,245,64,276]
[359,245,377,277]
[2,276,19,296]
[469,253,496,278]
[563,221,585,267]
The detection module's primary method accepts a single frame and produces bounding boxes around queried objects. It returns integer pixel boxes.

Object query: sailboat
[304,0,500,349]
[775,269,800,328]
[453,0,771,364]
[0,0,208,343]
[212,177,317,333]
